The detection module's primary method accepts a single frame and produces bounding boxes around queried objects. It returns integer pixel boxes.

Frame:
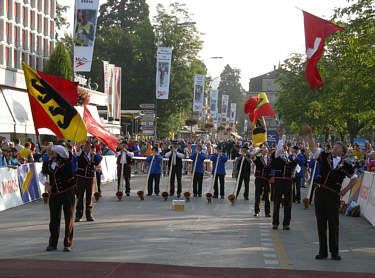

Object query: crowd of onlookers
[2,136,375,175]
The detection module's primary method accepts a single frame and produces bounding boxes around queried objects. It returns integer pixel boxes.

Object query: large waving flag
[303,11,344,89]
[253,92,275,124]
[83,106,118,153]
[23,63,87,144]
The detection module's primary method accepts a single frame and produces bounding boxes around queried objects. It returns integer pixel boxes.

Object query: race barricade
[0,167,23,212]
[359,171,375,226]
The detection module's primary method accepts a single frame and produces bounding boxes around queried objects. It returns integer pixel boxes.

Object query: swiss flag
[83,106,119,153]
[303,11,344,89]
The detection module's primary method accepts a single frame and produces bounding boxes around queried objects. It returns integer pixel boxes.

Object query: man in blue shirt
[190,145,207,197]
[290,146,306,204]
[146,147,163,196]
[210,145,228,199]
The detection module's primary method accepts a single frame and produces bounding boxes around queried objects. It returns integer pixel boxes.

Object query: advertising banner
[156,47,172,99]
[17,163,41,203]
[114,67,122,120]
[221,95,229,121]
[193,75,205,112]
[73,0,100,72]
[230,103,237,123]
[210,90,218,120]
[0,167,23,211]
[104,61,116,120]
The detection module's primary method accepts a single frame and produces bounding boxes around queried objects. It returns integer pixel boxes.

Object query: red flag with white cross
[303,11,344,89]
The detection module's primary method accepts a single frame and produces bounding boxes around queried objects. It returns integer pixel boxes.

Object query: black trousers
[314,188,340,256]
[49,190,75,248]
[117,165,131,193]
[193,172,204,195]
[96,171,101,193]
[148,173,160,195]
[170,166,182,195]
[309,183,317,204]
[76,177,94,219]
[214,174,225,197]
[254,178,270,214]
[293,177,301,202]
[272,179,293,226]
[236,174,250,199]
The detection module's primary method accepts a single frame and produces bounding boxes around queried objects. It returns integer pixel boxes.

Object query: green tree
[217,65,247,134]
[44,41,72,80]
[275,0,375,141]
[154,3,205,138]
[55,1,70,38]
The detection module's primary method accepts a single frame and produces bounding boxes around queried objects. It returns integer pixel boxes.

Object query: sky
[60,0,350,89]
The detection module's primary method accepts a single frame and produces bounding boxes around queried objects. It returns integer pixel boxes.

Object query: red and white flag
[303,11,344,89]
[83,106,118,153]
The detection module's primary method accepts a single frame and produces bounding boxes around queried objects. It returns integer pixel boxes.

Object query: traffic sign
[140,104,155,109]
[142,110,154,114]
[140,121,154,126]
[141,114,155,119]
[142,129,154,135]
[140,126,155,130]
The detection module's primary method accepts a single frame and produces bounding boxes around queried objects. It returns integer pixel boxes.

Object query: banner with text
[230,103,237,124]
[0,167,23,212]
[103,61,116,120]
[114,67,122,120]
[73,0,99,72]
[221,95,229,121]
[210,90,218,121]
[156,47,172,99]
[193,75,205,112]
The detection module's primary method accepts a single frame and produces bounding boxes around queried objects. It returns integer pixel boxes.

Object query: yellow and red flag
[23,63,87,144]
[253,92,275,124]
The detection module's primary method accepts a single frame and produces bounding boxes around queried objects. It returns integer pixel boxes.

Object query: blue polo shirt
[190,152,207,174]
[146,154,162,174]
[210,153,228,175]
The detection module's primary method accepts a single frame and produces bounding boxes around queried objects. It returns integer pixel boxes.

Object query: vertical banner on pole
[156,47,172,99]
[193,75,205,112]
[221,95,229,121]
[73,0,99,72]
[104,62,115,120]
[230,103,237,124]
[114,67,122,120]
[210,90,218,121]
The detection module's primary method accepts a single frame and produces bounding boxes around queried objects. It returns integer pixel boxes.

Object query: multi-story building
[248,69,280,131]
[0,0,56,70]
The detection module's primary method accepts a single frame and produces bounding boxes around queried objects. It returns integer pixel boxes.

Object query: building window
[0,19,4,42]
[0,0,4,17]
[44,0,48,15]
[0,45,3,65]
[30,10,35,30]
[31,0,35,8]
[6,22,11,44]
[44,17,48,36]
[5,47,10,66]
[22,6,27,27]
[37,14,42,33]
[38,0,42,12]
[7,0,12,20]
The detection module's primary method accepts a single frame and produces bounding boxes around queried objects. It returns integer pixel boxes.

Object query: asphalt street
[0,169,374,274]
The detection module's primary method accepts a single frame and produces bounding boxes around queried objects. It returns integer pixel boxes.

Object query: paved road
[0,170,375,275]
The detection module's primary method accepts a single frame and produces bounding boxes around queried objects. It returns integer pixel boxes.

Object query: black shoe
[297,200,301,204]
[193,194,197,197]
[315,254,328,260]
[87,217,95,222]
[177,194,181,198]
[156,194,159,196]
[244,197,249,200]
[126,193,130,196]
[213,195,218,199]
[254,213,260,217]
[283,225,290,230]
[198,194,202,197]
[74,218,81,223]
[220,196,224,199]
[272,225,278,230]
[63,246,71,252]
[147,193,152,196]
[170,193,174,196]
[265,214,271,218]
[331,254,341,261]
[46,246,57,252]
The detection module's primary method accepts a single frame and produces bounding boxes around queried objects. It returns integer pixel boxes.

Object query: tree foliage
[275,0,375,141]
[153,3,205,138]
[44,41,72,80]
[217,65,247,134]
[55,1,70,34]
